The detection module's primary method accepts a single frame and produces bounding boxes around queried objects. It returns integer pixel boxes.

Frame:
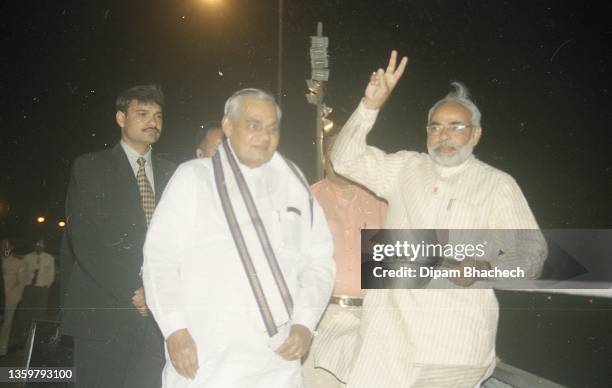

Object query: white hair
[223,88,282,122]
[427,82,481,128]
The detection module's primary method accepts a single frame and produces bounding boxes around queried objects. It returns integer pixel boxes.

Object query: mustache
[433,142,459,151]
[143,127,161,133]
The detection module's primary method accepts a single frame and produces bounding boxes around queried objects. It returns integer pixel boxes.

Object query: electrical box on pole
[306,22,332,181]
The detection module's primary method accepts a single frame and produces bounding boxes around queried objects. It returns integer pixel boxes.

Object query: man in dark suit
[60,84,176,387]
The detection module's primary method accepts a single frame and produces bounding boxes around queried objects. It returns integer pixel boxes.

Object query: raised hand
[364,50,409,110]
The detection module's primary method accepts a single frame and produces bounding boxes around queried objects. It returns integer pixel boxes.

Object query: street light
[36,216,45,224]
[58,220,66,228]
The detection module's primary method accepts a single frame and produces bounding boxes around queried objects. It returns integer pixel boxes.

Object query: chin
[432,155,462,167]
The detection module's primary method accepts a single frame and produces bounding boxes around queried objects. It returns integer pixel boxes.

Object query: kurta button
[433,186,439,193]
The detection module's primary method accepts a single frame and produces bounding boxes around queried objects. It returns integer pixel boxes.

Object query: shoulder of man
[152,153,177,172]
[470,157,521,188]
[279,154,310,187]
[189,157,216,177]
[71,147,115,173]
[310,179,328,193]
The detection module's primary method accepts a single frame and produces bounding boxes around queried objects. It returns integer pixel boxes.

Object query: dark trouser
[14,286,50,343]
[73,317,164,388]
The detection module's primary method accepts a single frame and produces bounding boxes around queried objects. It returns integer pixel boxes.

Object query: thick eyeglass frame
[426,123,472,135]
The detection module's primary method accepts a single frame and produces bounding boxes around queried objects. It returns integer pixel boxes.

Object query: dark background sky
[1,0,611,244]
[0,2,611,385]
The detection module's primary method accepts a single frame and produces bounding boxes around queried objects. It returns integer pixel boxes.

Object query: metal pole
[315,22,324,181]
[276,0,284,106]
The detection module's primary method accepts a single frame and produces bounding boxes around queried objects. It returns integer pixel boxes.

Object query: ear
[116,110,126,128]
[196,148,204,158]
[472,127,482,146]
[221,115,233,138]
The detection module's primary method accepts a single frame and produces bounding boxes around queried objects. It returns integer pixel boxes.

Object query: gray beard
[427,141,475,167]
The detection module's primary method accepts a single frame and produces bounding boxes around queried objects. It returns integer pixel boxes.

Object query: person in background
[0,238,26,357]
[195,121,224,158]
[60,84,177,387]
[303,132,387,387]
[20,240,55,322]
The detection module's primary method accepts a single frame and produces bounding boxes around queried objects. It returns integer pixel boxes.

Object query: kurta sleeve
[488,176,548,278]
[143,164,196,339]
[291,199,335,332]
[330,100,413,199]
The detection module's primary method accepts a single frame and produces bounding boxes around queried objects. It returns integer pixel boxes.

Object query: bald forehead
[238,98,277,118]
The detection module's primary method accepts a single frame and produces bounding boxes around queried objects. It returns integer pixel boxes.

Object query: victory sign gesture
[364,50,409,110]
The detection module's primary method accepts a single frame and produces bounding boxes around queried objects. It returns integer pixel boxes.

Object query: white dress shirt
[23,251,55,288]
[143,144,335,388]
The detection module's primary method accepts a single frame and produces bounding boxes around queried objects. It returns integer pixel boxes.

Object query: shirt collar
[323,178,358,204]
[120,141,152,169]
[431,154,475,178]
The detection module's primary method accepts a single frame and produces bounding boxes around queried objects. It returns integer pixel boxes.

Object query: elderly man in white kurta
[319,52,547,387]
[143,88,335,388]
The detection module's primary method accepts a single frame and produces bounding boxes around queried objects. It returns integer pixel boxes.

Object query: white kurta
[319,102,547,387]
[143,145,335,388]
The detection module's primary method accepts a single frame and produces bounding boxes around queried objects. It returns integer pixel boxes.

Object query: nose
[151,116,162,130]
[438,127,450,141]
[258,127,273,142]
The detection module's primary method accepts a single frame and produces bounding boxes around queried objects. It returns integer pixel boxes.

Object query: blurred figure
[0,239,26,357]
[22,240,55,312]
[15,239,55,345]
[195,121,224,158]
[60,84,176,388]
[303,133,387,387]
[0,239,4,323]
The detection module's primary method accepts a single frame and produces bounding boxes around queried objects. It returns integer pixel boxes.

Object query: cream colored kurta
[320,102,547,387]
[143,145,335,388]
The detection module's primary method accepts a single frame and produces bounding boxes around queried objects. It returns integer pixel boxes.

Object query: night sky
[0,0,611,385]
[1,0,611,244]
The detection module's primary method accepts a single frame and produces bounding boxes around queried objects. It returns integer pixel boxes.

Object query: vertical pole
[276,0,284,106]
[315,22,324,181]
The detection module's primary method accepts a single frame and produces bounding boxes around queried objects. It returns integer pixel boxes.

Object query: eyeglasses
[426,123,471,134]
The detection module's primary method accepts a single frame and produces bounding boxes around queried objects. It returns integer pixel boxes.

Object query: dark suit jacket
[60,143,176,341]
